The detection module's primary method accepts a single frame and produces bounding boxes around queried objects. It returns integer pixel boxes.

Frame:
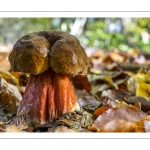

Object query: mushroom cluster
[8,30,88,125]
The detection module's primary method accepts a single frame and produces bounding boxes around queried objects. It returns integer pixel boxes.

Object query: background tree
[0,18,150,52]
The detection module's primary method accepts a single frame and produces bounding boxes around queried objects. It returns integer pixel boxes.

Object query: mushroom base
[17,68,80,125]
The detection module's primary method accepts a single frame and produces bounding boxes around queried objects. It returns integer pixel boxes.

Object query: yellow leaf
[136,78,150,98]
[127,71,150,94]
[103,76,118,89]
[88,126,97,131]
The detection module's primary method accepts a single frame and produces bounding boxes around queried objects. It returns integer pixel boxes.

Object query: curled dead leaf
[109,52,124,63]
[92,106,147,131]
[94,106,109,117]
[0,77,22,114]
[134,101,141,110]
[127,96,150,112]
[78,95,101,112]
[5,124,26,132]
[101,89,132,103]
[0,77,22,103]
[87,125,97,131]
[0,70,18,85]
[136,116,150,132]
[99,120,139,132]
[53,126,76,133]
[0,92,17,113]
[72,75,91,92]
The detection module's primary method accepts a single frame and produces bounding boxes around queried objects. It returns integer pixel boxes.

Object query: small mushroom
[9,30,88,125]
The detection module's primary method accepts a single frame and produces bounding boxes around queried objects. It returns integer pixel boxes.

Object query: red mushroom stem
[17,68,79,125]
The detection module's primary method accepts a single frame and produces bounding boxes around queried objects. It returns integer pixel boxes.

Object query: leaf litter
[1,48,150,132]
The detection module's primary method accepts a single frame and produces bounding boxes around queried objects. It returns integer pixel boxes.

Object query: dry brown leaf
[0,126,5,132]
[0,70,18,85]
[72,75,91,92]
[94,106,109,117]
[126,96,150,112]
[24,127,35,132]
[78,95,101,112]
[0,77,22,114]
[5,124,26,132]
[107,99,129,108]
[109,52,124,63]
[99,120,139,132]
[134,101,141,110]
[136,116,150,132]
[53,126,76,132]
[0,92,17,113]
[127,75,137,94]
[92,106,147,131]
[87,125,97,131]
[0,52,10,71]
[101,89,132,102]
[0,77,22,103]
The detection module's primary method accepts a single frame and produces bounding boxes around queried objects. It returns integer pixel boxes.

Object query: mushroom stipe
[17,68,80,125]
[8,30,88,126]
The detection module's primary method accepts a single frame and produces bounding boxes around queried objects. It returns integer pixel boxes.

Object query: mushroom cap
[9,30,88,76]
[9,33,50,75]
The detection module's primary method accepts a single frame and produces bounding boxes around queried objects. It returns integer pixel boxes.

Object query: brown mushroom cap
[9,34,50,75]
[9,30,88,76]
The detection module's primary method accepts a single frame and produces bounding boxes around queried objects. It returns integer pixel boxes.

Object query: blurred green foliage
[0,18,150,51]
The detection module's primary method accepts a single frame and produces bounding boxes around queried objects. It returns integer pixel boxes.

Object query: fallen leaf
[0,107,7,122]
[0,70,18,85]
[87,125,97,131]
[0,52,10,71]
[78,95,101,112]
[136,116,150,132]
[101,89,132,102]
[53,126,76,132]
[0,77,22,104]
[103,76,118,89]
[24,127,35,132]
[5,124,26,132]
[127,75,137,94]
[134,101,141,110]
[94,106,109,117]
[126,96,150,112]
[0,77,22,115]
[72,75,91,92]
[109,52,124,63]
[99,120,139,132]
[143,121,150,132]
[74,89,90,101]
[92,106,147,131]
[0,126,5,132]
[127,71,150,94]
[136,78,150,97]
[107,99,129,108]
[0,91,17,113]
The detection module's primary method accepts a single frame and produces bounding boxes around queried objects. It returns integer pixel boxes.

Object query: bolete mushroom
[8,30,88,125]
